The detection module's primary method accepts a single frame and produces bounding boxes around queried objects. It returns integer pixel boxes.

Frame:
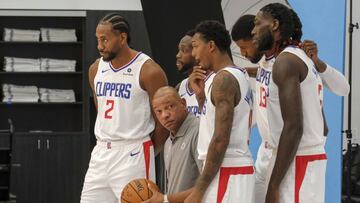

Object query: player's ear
[272,19,280,32]
[209,40,216,53]
[120,32,128,44]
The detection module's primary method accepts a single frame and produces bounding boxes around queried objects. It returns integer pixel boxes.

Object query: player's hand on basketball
[183,188,204,203]
[141,184,164,203]
[265,186,280,203]
[189,66,206,96]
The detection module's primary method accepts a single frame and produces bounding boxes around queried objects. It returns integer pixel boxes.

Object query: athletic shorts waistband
[271,145,325,156]
[96,136,151,148]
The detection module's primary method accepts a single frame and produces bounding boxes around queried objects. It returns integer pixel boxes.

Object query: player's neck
[110,48,138,69]
[264,40,282,58]
[212,53,234,73]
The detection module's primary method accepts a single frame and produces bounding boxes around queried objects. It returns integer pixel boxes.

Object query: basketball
[120,178,160,203]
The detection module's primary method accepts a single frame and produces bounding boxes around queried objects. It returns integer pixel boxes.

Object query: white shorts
[202,158,255,203]
[81,137,155,203]
[254,142,272,203]
[266,147,327,203]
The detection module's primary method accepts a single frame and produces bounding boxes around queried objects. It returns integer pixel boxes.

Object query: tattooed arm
[184,70,240,203]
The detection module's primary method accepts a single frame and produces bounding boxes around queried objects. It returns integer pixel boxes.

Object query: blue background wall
[249,1,346,202]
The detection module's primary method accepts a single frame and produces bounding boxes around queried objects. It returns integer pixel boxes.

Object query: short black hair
[194,20,231,53]
[99,13,131,44]
[185,29,195,37]
[231,15,255,41]
[260,3,294,42]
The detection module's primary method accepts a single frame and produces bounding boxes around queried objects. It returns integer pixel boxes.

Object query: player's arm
[140,59,169,155]
[322,109,329,136]
[245,67,259,78]
[319,64,350,96]
[301,40,350,96]
[185,71,238,203]
[88,59,100,110]
[266,53,304,203]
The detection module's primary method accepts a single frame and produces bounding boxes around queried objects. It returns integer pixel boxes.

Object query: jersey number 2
[105,99,114,119]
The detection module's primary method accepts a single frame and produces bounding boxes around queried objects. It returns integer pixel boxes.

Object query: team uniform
[265,46,326,203]
[178,78,201,117]
[198,67,254,203]
[253,53,349,203]
[253,55,275,203]
[81,52,156,203]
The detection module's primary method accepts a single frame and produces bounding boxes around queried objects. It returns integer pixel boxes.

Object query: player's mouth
[99,52,107,57]
[176,60,183,69]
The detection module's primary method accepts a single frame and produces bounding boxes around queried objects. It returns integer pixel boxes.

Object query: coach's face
[96,23,125,62]
[152,94,188,134]
[252,11,275,52]
[191,33,212,71]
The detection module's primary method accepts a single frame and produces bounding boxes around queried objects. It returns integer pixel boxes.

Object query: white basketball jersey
[267,46,324,149]
[94,52,155,141]
[255,55,275,145]
[178,78,201,117]
[198,67,253,162]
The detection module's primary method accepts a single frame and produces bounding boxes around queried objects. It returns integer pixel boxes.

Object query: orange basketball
[120,178,160,203]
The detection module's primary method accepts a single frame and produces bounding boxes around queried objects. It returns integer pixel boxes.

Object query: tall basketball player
[252,3,327,203]
[81,13,168,203]
[231,12,349,203]
[184,20,254,203]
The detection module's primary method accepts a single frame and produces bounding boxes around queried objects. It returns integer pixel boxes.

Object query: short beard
[257,28,274,52]
[179,62,195,74]
[250,52,264,64]
[102,52,117,62]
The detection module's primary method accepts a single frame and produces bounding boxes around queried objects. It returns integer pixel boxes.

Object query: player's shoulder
[89,58,101,73]
[141,58,166,79]
[214,68,238,84]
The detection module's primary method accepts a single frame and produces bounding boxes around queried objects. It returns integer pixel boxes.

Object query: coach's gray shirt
[164,113,202,194]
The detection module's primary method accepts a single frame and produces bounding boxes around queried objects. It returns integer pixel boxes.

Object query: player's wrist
[314,58,327,73]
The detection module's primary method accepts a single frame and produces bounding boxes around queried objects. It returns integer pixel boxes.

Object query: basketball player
[81,13,168,203]
[231,13,349,203]
[152,86,202,194]
[251,3,327,202]
[143,20,254,203]
[175,30,202,117]
[183,20,254,203]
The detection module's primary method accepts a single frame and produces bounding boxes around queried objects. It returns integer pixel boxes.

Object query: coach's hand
[141,184,164,203]
[183,188,204,203]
